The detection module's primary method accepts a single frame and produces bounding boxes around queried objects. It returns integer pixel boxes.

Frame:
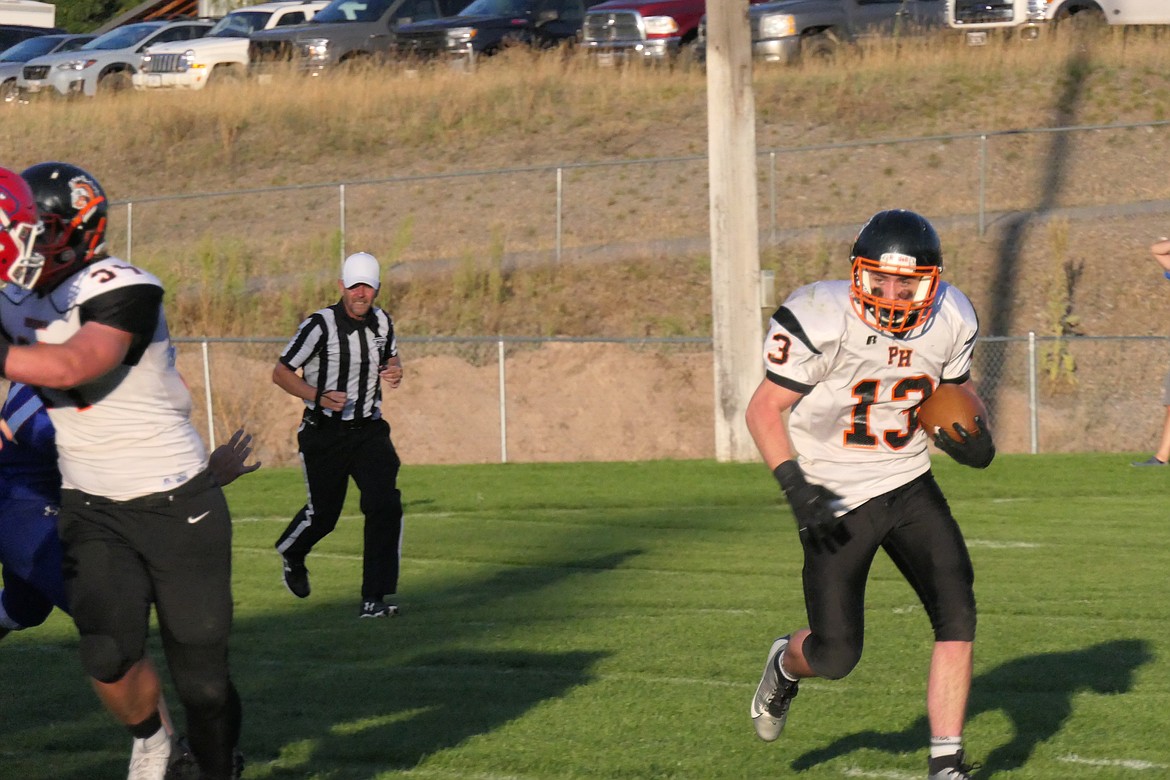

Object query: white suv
[133,0,327,90]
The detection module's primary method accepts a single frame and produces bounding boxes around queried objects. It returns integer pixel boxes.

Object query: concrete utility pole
[707,1,763,462]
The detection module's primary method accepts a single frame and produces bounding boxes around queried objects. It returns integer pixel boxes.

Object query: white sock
[930,736,962,759]
[777,654,798,682]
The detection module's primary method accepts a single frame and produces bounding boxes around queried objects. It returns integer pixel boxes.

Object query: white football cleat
[750,635,800,742]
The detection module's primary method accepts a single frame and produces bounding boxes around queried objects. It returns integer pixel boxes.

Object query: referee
[273,252,405,619]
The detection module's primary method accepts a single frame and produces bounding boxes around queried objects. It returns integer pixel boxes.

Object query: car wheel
[1054,4,1106,32]
[208,64,244,87]
[0,78,17,104]
[99,70,133,93]
[800,32,838,62]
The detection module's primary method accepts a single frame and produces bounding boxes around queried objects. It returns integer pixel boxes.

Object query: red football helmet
[0,167,44,290]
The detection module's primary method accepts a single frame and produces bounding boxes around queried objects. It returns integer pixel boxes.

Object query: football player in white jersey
[744,210,994,780]
[0,164,243,780]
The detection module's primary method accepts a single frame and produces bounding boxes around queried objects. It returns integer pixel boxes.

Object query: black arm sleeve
[78,284,163,366]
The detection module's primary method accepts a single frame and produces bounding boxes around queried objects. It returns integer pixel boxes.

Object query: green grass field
[2,455,1168,779]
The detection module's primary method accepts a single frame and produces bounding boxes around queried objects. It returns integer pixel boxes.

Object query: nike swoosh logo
[187,511,210,525]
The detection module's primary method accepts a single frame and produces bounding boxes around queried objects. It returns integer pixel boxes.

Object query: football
[916,383,988,442]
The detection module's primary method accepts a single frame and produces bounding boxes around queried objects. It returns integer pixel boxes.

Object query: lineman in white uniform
[744,210,995,780]
[0,163,242,780]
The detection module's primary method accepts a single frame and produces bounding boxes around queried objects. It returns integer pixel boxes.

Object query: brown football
[916,383,989,442]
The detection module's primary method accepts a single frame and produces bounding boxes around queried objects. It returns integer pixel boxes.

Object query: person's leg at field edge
[1133,370,1170,465]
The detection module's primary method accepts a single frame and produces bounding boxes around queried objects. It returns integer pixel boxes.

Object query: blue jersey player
[0,382,260,641]
[0,381,65,638]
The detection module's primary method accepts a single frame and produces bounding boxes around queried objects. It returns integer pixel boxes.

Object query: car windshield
[313,0,395,23]
[208,10,274,36]
[458,0,529,15]
[0,34,65,61]
[81,22,161,51]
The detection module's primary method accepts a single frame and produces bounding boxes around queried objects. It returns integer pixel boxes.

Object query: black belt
[305,411,377,430]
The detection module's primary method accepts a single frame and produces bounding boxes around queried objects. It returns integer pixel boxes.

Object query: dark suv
[248,0,463,75]
[395,0,601,68]
[0,24,66,52]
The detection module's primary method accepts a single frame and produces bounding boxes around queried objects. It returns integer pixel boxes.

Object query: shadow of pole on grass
[789,639,1153,776]
[976,40,1091,414]
[244,547,645,779]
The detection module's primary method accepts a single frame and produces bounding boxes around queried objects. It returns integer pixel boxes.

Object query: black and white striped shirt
[279,301,397,422]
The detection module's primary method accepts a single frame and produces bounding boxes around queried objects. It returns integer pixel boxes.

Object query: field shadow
[790,638,1153,777]
[977,40,1092,415]
[0,545,642,779]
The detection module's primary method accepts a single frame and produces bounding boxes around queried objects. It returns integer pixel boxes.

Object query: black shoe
[281,554,310,598]
[164,737,244,780]
[928,749,978,779]
[359,599,400,619]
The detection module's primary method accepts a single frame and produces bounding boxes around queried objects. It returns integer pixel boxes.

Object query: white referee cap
[341,252,380,290]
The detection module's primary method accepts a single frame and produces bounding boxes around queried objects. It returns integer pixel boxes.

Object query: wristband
[1163,270,1170,280]
[772,460,804,494]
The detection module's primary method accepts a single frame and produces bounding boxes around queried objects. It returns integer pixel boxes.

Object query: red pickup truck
[579,0,709,62]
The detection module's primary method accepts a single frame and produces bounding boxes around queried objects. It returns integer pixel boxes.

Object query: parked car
[0,23,64,52]
[579,0,711,62]
[395,0,601,68]
[947,0,1170,45]
[248,0,461,76]
[134,0,327,90]
[697,0,946,64]
[17,19,213,98]
[0,32,93,102]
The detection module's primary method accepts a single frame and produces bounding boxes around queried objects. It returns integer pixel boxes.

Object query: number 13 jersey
[762,279,979,512]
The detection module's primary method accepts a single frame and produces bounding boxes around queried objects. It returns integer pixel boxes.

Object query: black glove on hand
[932,415,996,469]
[773,460,848,554]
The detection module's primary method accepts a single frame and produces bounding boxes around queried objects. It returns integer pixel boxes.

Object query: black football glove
[773,460,849,554]
[932,415,996,469]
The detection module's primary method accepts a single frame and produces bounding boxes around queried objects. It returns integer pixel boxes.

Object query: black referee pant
[276,415,403,601]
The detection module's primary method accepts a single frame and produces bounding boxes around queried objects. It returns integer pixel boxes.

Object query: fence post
[498,339,507,463]
[979,135,987,238]
[202,339,215,450]
[1028,330,1038,454]
[769,151,776,246]
[339,183,346,264]
[556,167,563,265]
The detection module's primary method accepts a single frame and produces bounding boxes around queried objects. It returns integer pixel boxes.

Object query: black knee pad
[79,634,135,684]
[806,635,863,680]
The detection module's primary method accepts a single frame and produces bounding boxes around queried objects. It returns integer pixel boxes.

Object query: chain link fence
[176,334,1170,468]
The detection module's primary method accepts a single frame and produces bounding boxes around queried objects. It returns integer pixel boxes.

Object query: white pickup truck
[948,0,1170,43]
[133,0,326,90]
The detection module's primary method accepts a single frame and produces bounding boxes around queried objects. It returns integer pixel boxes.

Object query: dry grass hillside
[4,29,1170,464]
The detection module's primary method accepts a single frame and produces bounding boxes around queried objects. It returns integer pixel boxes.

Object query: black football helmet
[20,162,108,292]
[849,209,942,334]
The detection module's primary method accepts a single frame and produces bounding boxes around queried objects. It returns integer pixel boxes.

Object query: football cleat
[164,737,244,780]
[750,635,799,742]
[1131,456,1167,467]
[927,749,978,779]
[359,600,400,619]
[280,553,310,598]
